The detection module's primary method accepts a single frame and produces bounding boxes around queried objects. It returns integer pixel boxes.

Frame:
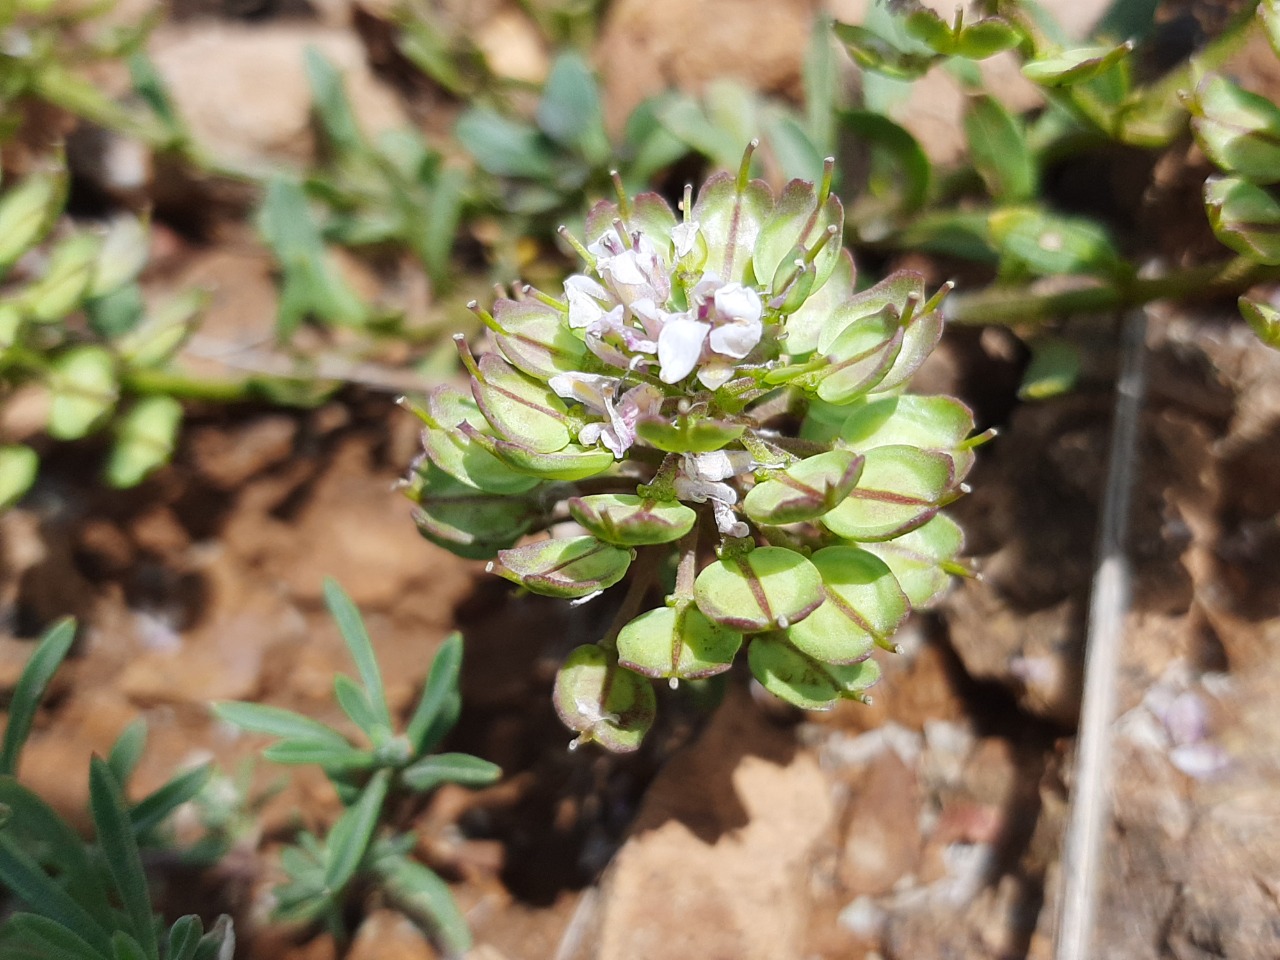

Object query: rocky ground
[3,1,1279,958]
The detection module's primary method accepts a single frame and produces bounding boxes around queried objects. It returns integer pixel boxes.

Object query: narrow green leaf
[0,913,108,960]
[375,855,471,955]
[0,776,111,912]
[333,675,385,744]
[455,108,555,179]
[536,52,608,161]
[0,618,76,776]
[110,931,148,960]
[88,758,158,959]
[164,916,202,960]
[261,739,376,770]
[964,95,1036,202]
[323,579,391,730]
[323,768,390,892]
[406,633,463,755]
[304,47,364,156]
[130,763,212,836]
[210,702,348,748]
[107,718,148,787]
[0,834,113,956]
[400,753,501,794]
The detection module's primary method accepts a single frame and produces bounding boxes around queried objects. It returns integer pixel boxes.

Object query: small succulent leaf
[492,297,589,379]
[964,95,1037,202]
[49,346,118,440]
[568,494,697,546]
[832,22,935,80]
[90,217,149,298]
[786,546,908,662]
[211,701,350,749]
[553,645,656,752]
[323,768,390,892]
[635,415,746,453]
[953,18,1022,59]
[817,272,924,353]
[1018,336,1082,399]
[692,171,775,284]
[1239,295,1280,348]
[0,170,63,270]
[616,605,743,681]
[989,207,1124,277]
[742,449,864,524]
[22,234,101,323]
[1021,43,1131,87]
[374,855,471,955]
[479,433,616,482]
[1190,74,1280,184]
[861,512,965,608]
[491,536,632,599]
[400,753,501,793]
[88,758,158,958]
[128,763,213,836]
[0,618,76,776]
[783,248,855,355]
[694,546,824,632]
[105,396,182,489]
[323,579,391,730]
[753,179,844,298]
[838,394,975,453]
[821,445,955,541]
[900,3,954,53]
[813,308,905,404]
[470,352,571,453]
[747,634,882,709]
[1204,175,1280,264]
[406,636,463,758]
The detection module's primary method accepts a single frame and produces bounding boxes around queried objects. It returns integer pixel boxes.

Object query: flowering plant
[404,144,982,751]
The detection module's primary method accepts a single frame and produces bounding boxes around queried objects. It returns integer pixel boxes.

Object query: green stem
[121,368,271,403]
[943,256,1280,326]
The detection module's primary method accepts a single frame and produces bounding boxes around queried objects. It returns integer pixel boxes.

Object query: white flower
[672,466,748,538]
[672,221,701,259]
[551,373,660,459]
[564,275,612,330]
[590,231,670,307]
[697,361,737,391]
[657,314,710,383]
[708,283,763,359]
[684,450,754,482]
[548,371,620,410]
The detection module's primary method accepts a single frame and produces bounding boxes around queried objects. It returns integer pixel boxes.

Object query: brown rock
[187,416,299,490]
[596,687,835,960]
[148,24,409,169]
[838,750,922,896]
[348,909,440,960]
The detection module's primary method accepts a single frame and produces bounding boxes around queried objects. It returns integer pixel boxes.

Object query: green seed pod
[785,547,909,663]
[0,170,62,270]
[742,449,864,525]
[490,536,633,599]
[105,395,182,488]
[617,604,742,683]
[693,545,824,633]
[748,634,882,710]
[553,645,656,752]
[48,346,117,440]
[568,494,696,546]
[821,445,955,542]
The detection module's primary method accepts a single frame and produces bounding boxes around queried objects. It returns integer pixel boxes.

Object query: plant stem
[942,256,1280,327]
[121,368,272,403]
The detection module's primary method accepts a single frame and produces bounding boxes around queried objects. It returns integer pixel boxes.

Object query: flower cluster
[404,145,982,751]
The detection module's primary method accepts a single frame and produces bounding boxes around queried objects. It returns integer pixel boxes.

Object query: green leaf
[1021,43,1131,87]
[88,758,158,959]
[861,512,965,608]
[375,855,471,955]
[0,914,107,960]
[568,494,697,546]
[117,289,205,368]
[323,768,390,892]
[164,916,202,960]
[804,15,837,153]
[491,297,591,381]
[49,346,118,440]
[304,47,364,156]
[130,763,212,836]
[108,718,148,787]
[211,701,349,749]
[1018,336,1081,400]
[323,579,391,732]
[400,753,501,793]
[111,931,148,960]
[693,546,824,632]
[1204,175,1280,264]
[0,170,63,271]
[820,445,955,541]
[553,645,656,753]
[616,605,742,682]
[964,95,1036,202]
[491,536,633,599]
[414,386,543,494]
[106,396,182,489]
[748,634,881,709]
[85,283,146,339]
[833,22,935,81]
[456,107,555,179]
[333,675,385,744]
[0,618,75,776]
[840,110,931,219]
[406,632,463,756]
[1190,74,1280,184]
[989,207,1124,277]
[785,546,908,663]
[23,234,102,323]
[811,306,904,404]
[1240,294,1280,349]
[537,52,608,162]
[90,217,149,298]
[1265,0,1280,60]
[837,394,975,454]
[0,833,113,957]
[953,18,1022,60]
[753,176,844,300]
[261,739,376,769]
[0,444,38,511]
[128,52,182,134]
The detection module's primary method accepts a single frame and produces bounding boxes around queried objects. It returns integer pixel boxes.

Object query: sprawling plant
[405,145,981,751]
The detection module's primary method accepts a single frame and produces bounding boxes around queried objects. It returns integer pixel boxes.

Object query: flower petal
[657,317,710,383]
